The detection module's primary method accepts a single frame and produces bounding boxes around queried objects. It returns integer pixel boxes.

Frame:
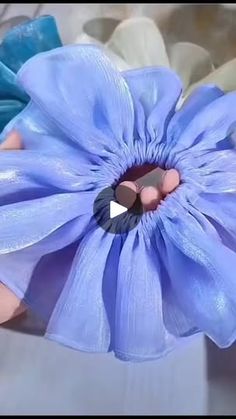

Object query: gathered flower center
[114,163,180,212]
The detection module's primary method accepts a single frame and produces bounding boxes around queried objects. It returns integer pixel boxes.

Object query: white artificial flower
[77,16,236,99]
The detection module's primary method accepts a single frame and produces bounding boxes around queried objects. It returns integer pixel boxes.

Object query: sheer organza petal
[194,193,236,251]
[107,17,169,68]
[0,16,62,138]
[83,17,120,44]
[46,228,115,352]
[0,99,25,133]
[0,150,93,201]
[164,85,224,160]
[169,42,213,91]
[76,32,130,71]
[0,15,62,73]
[0,102,101,168]
[195,155,236,193]
[0,61,27,102]
[159,200,236,346]
[167,91,236,159]
[123,67,182,145]
[17,45,134,151]
[23,242,79,323]
[1,43,235,361]
[154,231,199,337]
[185,58,236,98]
[0,190,94,253]
[0,218,89,303]
[114,229,175,361]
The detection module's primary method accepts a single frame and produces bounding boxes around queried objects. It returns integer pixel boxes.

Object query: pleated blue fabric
[1,44,236,361]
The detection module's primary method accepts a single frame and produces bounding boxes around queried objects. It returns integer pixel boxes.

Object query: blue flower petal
[25,242,79,323]
[174,148,236,200]
[0,15,62,73]
[1,41,236,360]
[46,228,115,353]
[160,199,236,346]
[0,193,94,254]
[114,230,175,361]
[194,192,236,252]
[155,232,198,337]
[1,102,103,168]
[123,67,182,146]
[0,159,95,254]
[164,85,224,164]
[17,45,135,153]
[0,222,88,309]
[167,91,236,163]
[0,150,94,204]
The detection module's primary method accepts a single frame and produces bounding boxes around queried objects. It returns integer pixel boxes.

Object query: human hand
[0,131,27,324]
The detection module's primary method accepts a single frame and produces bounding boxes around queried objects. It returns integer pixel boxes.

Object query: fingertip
[0,130,22,150]
[140,186,161,211]
[115,180,137,209]
[161,169,180,195]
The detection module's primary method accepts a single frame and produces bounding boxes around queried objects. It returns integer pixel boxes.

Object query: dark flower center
[115,164,180,212]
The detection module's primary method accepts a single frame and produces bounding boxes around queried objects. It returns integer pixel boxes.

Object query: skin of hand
[116,167,180,211]
[0,131,27,324]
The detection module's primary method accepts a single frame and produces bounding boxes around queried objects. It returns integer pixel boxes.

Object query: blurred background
[1,3,236,415]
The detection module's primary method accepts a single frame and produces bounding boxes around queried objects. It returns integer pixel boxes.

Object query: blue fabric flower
[0,15,62,137]
[1,44,236,362]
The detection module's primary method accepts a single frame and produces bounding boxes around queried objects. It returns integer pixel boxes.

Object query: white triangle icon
[110,201,127,219]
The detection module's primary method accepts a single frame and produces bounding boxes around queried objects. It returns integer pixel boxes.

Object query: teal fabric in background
[0,15,62,137]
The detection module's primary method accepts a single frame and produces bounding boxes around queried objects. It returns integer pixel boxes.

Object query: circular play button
[93,185,143,235]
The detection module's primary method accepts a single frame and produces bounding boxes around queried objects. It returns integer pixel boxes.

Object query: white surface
[0,328,206,415]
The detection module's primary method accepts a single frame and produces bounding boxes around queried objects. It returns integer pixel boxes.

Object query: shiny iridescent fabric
[0,15,62,136]
[1,31,236,360]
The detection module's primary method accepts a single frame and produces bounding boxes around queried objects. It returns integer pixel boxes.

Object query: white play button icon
[110,201,127,219]
[93,186,143,234]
